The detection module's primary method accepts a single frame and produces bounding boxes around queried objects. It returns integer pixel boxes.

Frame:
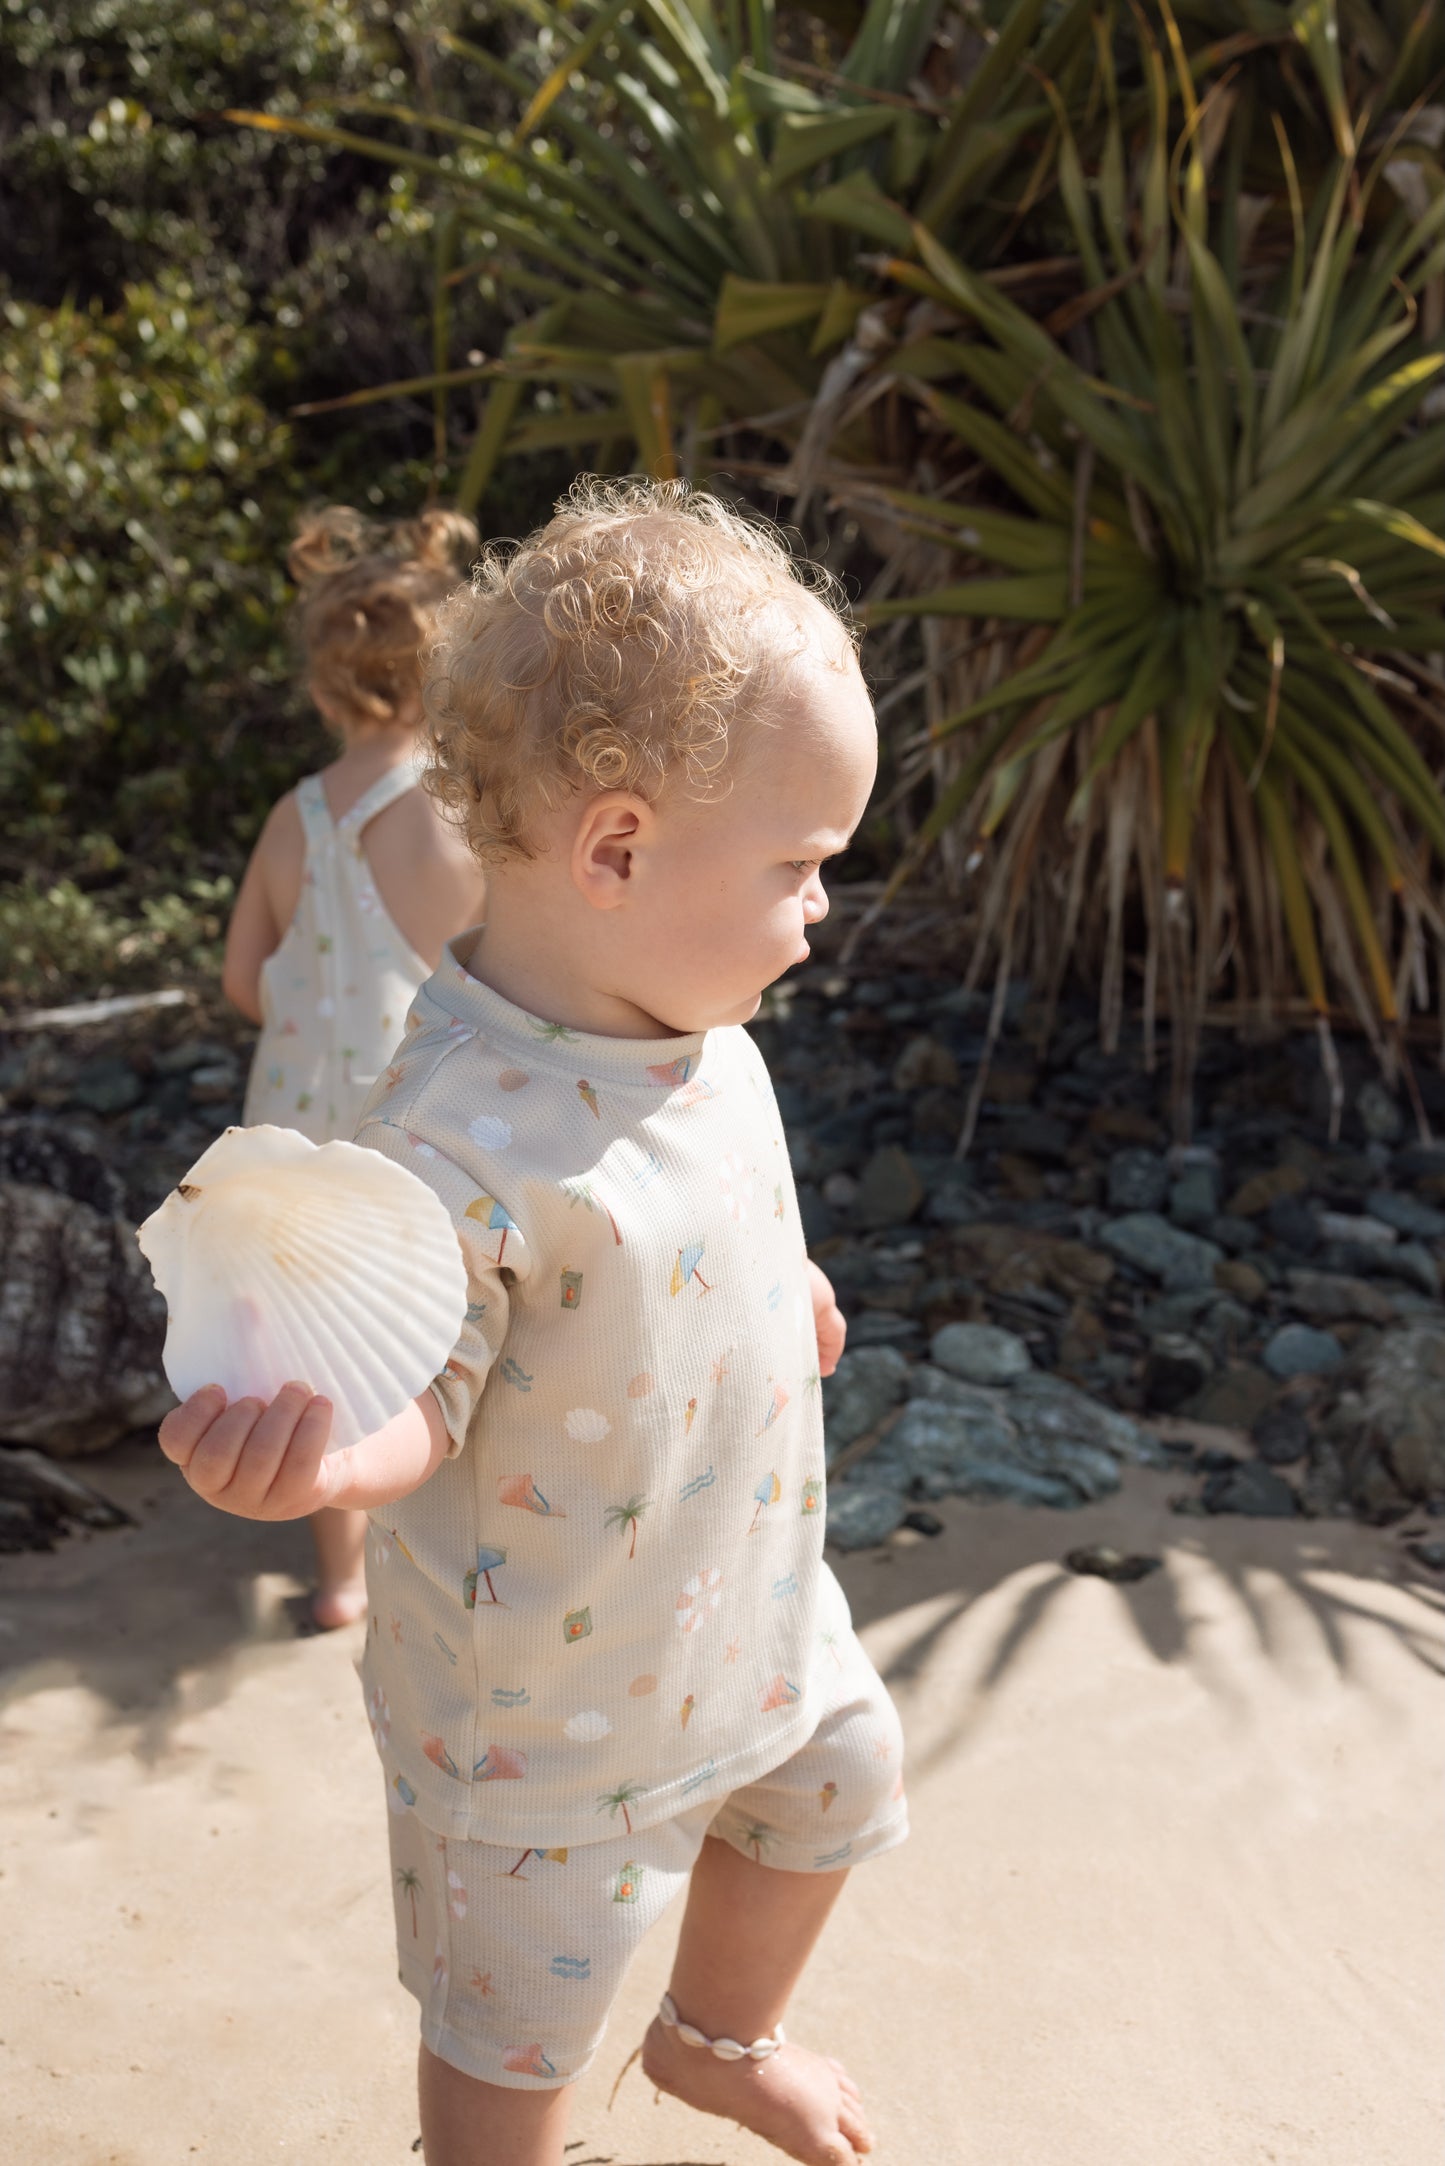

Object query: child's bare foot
[309,1578,368,1630]
[639,2014,874,2163]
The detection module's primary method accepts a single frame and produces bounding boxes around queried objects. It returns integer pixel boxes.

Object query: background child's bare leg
[419,2044,574,2166]
[642,1835,874,2164]
[308,1505,368,1628]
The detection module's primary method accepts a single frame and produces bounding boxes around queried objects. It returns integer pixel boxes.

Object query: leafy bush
[0,874,234,1006]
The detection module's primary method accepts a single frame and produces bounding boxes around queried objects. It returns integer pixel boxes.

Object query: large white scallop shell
[135,1124,467,1449]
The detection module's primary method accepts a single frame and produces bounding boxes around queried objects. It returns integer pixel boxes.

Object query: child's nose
[803,876,829,924]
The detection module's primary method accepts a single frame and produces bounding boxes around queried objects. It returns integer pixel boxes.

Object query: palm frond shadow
[835,1481,1445,1785]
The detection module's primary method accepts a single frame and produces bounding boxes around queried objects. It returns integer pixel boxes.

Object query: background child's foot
[309,1579,368,1630]
[640,2015,874,2163]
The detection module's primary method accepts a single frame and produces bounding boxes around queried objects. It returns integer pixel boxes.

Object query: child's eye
[789,860,815,874]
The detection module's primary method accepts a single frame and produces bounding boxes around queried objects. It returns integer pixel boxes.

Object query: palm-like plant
[853,23,1445,1135]
[228,0,1099,506]
[597,1778,646,1833]
[395,1865,422,1937]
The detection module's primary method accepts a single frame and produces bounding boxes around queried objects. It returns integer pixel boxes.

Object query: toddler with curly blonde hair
[166,479,900,2166]
[223,504,488,1626]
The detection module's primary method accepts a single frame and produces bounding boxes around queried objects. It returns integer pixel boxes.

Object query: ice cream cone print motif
[749,1472,781,1533]
[676,1566,723,1632]
[670,1242,712,1297]
[683,1396,698,1435]
[819,1779,838,1813]
[757,1381,789,1434]
[503,2045,557,2079]
[498,1473,563,1516]
[759,1674,802,1712]
[679,1694,695,1730]
[577,1078,599,1118]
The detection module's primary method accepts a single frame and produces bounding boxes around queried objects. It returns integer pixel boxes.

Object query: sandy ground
[2,1442,1441,2166]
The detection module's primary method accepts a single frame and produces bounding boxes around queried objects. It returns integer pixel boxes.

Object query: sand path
[2,1442,1440,2166]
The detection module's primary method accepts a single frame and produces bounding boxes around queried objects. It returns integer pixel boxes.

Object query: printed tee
[353,938,845,1848]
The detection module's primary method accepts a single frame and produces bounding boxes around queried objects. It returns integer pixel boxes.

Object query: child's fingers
[181,1395,269,1501]
[257,1392,335,1518]
[209,1381,318,1513]
[157,1385,228,1469]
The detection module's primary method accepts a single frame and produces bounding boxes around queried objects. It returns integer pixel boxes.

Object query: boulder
[1263,1323,1343,1379]
[820,1346,911,1456]
[1098,1212,1223,1291]
[1356,1322,1445,1503]
[855,1145,923,1229]
[929,1321,1032,1387]
[825,1484,908,1551]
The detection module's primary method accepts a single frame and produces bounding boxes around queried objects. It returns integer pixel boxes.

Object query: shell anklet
[658,1990,785,2063]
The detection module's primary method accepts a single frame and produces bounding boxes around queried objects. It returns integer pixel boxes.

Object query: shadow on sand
[2,1436,1441,1759]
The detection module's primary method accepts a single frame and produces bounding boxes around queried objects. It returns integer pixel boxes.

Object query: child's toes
[837,2095,875,2154]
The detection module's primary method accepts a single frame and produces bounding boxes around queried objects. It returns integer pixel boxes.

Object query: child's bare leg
[307,1504,368,1628]
[641,1834,873,2164]
[418,2044,574,2166]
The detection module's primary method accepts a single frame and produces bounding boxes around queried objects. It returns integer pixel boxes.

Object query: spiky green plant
[227,0,1102,507]
[855,20,1445,1136]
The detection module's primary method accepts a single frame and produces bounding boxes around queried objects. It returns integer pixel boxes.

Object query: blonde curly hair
[289,504,478,732]
[422,477,856,861]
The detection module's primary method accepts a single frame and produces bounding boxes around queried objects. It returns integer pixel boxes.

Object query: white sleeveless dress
[242,763,433,1144]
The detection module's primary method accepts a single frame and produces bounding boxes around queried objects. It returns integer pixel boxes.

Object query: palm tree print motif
[396,1866,422,1937]
[597,1780,646,1835]
[740,1821,775,1864]
[562,1177,623,1245]
[529,1018,578,1043]
[604,1495,650,1560]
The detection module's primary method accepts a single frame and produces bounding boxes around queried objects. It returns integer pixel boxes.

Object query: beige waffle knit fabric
[353,938,852,1849]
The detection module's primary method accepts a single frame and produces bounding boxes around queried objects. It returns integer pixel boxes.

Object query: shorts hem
[711,1803,909,1875]
[417,2011,596,2091]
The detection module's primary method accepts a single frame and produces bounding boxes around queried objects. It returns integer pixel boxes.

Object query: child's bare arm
[221,797,302,1022]
[806,1257,846,1377]
[158,1382,450,1520]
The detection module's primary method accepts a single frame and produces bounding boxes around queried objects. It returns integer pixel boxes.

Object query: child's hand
[158,1382,337,1521]
[806,1258,847,1378]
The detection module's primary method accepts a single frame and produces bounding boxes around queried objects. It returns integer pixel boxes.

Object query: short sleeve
[356,1112,530,1457]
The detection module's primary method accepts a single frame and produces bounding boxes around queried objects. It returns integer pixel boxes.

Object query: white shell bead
[711,2039,746,2061]
[677,2023,709,2049]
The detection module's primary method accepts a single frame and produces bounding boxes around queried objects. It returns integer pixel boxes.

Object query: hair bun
[402,508,481,576]
[287,505,372,589]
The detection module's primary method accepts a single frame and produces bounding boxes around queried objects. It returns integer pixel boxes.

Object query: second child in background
[222,505,488,1628]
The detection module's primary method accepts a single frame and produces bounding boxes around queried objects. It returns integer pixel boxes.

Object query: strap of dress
[294,775,334,850]
[337,759,423,839]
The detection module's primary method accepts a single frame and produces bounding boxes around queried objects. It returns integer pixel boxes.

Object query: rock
[901,1507,945,1537]
[821,1345,910,1453]
[825,1484,908,1550]
[1354,1322,1445,1502]
[1139,1288,1251,1360]
[1063,1544,1162,1583]
[1106,1148,1169,1214]
[1408,1538,1445,1571]
[1382,1242,1441,1299]
[1186,1364,1276,1429]
[820,1171,858,1209]
[1263,1323,1344,1379]
[1365,1189,1445,1241]
[1142,1333,1213,1412]
[1208,1214,1262,1254]
[883,1399,1022,1497]
[1227,1163,1308,1217]
[796,1185,835,1245]
[1168,1160,1219,1227]
[189,1060,241,1106]
[929,1321,1032,1387]
[1215,1258,1267,1302]
[1300,1440,1349,1516]
[1007,1371,1161,1471]
[1264,1196,1322,1255]
[67,1056,145,1116]
[923,1175,986,1229]
[1284,1268,1397,1327]
[1252,1403,1312,1465]
[1356,1078,1403,1144]
[1097,1213,1223,1291]
[1317,1210,1397,1249]
[847,1311,923,1349]
[152,1038,233,1077]
[855,1145,923,1229]
[891,1036,960,1093]
[0,1171,171,1456]
[1202,1460,1299,1516]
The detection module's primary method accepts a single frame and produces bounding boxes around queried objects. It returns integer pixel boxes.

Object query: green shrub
[0,873,234,1005]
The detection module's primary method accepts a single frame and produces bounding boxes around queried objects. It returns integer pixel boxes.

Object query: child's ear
[571,793,652,910]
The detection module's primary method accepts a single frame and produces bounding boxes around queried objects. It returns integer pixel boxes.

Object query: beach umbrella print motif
[464,1545,507,1607]
[465,1193,516,1262]
[670,1242,712,1297]
[749,1473,781,1533]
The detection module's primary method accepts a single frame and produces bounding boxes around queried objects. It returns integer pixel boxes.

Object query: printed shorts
[381,1617,906,2088]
